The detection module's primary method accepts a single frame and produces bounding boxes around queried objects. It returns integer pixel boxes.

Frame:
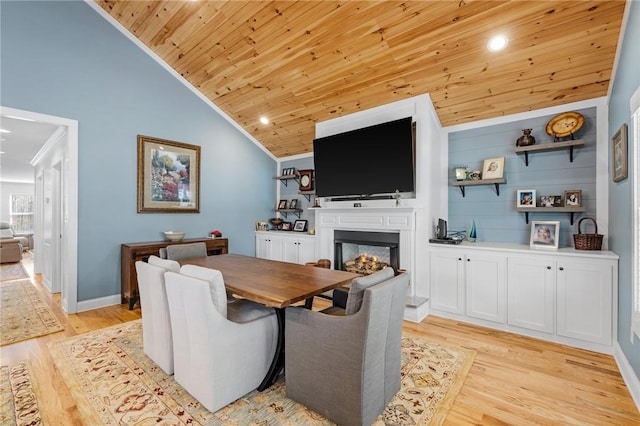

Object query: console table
[121,238,229,309]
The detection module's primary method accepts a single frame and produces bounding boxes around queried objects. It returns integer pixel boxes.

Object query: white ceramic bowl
[164,231,185,242]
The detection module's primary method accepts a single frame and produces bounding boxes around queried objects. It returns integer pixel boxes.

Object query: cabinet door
[429,250,465,314]
[282,238,300,263]
[465,253,507,323]
[255,234,284,261]
[556,260,613,345]
[507,256,555,333]
[255,234,269,259]
[296,238,316,264]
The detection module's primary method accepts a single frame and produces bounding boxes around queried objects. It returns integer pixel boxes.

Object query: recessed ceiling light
[0,129,11,134]
[487,35,508,52]
[259,116,269,125]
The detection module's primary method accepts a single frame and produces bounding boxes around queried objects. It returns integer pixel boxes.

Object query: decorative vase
[469,220,477,242]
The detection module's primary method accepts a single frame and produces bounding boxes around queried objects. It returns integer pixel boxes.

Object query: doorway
[0,106,78,313]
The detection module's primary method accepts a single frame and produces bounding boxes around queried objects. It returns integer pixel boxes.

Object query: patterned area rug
[0,361,44,425]
[50,321,475,425]
[0,279,64,346]
[0,262,29,282]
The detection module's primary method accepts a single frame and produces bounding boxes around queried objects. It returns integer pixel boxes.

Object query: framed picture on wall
[289,199,298,209]
[530,221,560,249]
[516,189,536,207]
[137,135,200,213]
[611,123,628,182]
[277,200,288,210]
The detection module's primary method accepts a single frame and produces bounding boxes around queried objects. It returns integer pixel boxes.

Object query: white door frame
[1,106,78,313]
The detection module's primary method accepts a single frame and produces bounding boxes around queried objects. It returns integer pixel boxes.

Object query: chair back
[164,271,278,413]
[166,242,207,260]
[284,271,408,426]
[135,260,175,374]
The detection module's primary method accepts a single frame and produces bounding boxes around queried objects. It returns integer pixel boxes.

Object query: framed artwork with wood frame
[563,190,582,207]
[137,135,200,213]
[612,123,628,182]
[298,169,314,191]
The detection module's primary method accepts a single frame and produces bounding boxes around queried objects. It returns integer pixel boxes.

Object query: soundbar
[429,238,462,245]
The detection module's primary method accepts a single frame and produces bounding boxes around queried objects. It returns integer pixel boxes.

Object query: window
[632,86,640,340]
[9,194,34,234]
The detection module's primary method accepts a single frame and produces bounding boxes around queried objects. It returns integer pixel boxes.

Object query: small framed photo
[611,123,628,182]
[517,189,536,207]
[255,221,268,231]
[481,157,505,180]
[289,199,298,209]
[293,219,308,232]
[282,167,295,176]
[298,169,314,191]
[277,199,288,210]
[564,190,582,207]
[552,195,563,207]
[530,221,560,249]
[281,222,292,231]
[539,195,555,207]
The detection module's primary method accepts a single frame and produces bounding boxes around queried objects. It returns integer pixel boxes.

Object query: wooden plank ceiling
[96,0,625,158]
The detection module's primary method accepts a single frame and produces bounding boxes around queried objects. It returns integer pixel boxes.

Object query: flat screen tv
[313,117,415,199]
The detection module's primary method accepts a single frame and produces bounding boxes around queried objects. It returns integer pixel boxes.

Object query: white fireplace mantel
[314,207,417,302]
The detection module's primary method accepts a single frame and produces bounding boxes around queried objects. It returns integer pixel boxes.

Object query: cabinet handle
[547,266,551,270]
[467,258,470,262]
[559,267,564,271]
[458,258,462,261]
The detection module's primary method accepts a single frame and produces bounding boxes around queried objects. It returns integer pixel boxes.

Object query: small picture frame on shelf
[481,157,505,180]
[282,167,295,177]
[277,199,288,210]
[540,195,555,207]
[517,189,536,207]
[293,219,308,232]
[289,199,298,209]
[552,195,563,207]
[564,190,581,207]
[255,221,268,231]
[281,222,291,231]
[454,166,468,181]
[530,220,560,250]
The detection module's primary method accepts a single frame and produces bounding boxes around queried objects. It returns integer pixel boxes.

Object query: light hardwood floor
[2,259,639,425]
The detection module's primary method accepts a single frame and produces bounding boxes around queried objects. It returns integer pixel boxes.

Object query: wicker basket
[573,217,603,250]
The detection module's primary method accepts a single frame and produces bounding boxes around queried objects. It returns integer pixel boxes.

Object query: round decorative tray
[545,111,584,138]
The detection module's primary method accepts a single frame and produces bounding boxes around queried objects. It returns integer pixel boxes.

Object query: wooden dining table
[179,253,359,390]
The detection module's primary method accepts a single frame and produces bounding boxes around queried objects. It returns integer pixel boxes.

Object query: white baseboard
[76,294,122,313]
[614,342,640,413]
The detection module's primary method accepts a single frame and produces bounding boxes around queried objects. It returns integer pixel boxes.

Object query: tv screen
[313,117,415,198]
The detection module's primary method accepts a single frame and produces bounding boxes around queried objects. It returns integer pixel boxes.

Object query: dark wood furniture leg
[258,307,285,391]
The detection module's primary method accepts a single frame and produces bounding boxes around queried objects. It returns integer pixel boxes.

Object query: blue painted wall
[0,1,276,301]
[448,107,597,247]
[608,0,640,381]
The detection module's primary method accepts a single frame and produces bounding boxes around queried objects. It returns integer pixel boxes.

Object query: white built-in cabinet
[429,242,618,354]
[255,231,316,265]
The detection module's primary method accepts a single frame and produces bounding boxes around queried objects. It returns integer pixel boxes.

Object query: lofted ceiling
[96,0,625,158]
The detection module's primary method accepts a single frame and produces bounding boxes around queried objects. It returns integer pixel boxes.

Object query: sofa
[0,238,23,263]
[0,222,31,251]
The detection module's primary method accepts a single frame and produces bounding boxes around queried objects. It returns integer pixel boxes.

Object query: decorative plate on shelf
[545,111,584,138]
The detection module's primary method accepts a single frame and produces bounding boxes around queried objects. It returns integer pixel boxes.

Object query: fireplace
[334,230,400,275]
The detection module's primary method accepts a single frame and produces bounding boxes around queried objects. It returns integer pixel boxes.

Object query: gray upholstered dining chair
[165,242,207,260]
[135,256,180,374]
[285,270,408,426]
[164,265,278,413]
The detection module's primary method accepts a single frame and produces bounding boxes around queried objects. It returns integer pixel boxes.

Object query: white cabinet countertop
[429,241,618,260]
